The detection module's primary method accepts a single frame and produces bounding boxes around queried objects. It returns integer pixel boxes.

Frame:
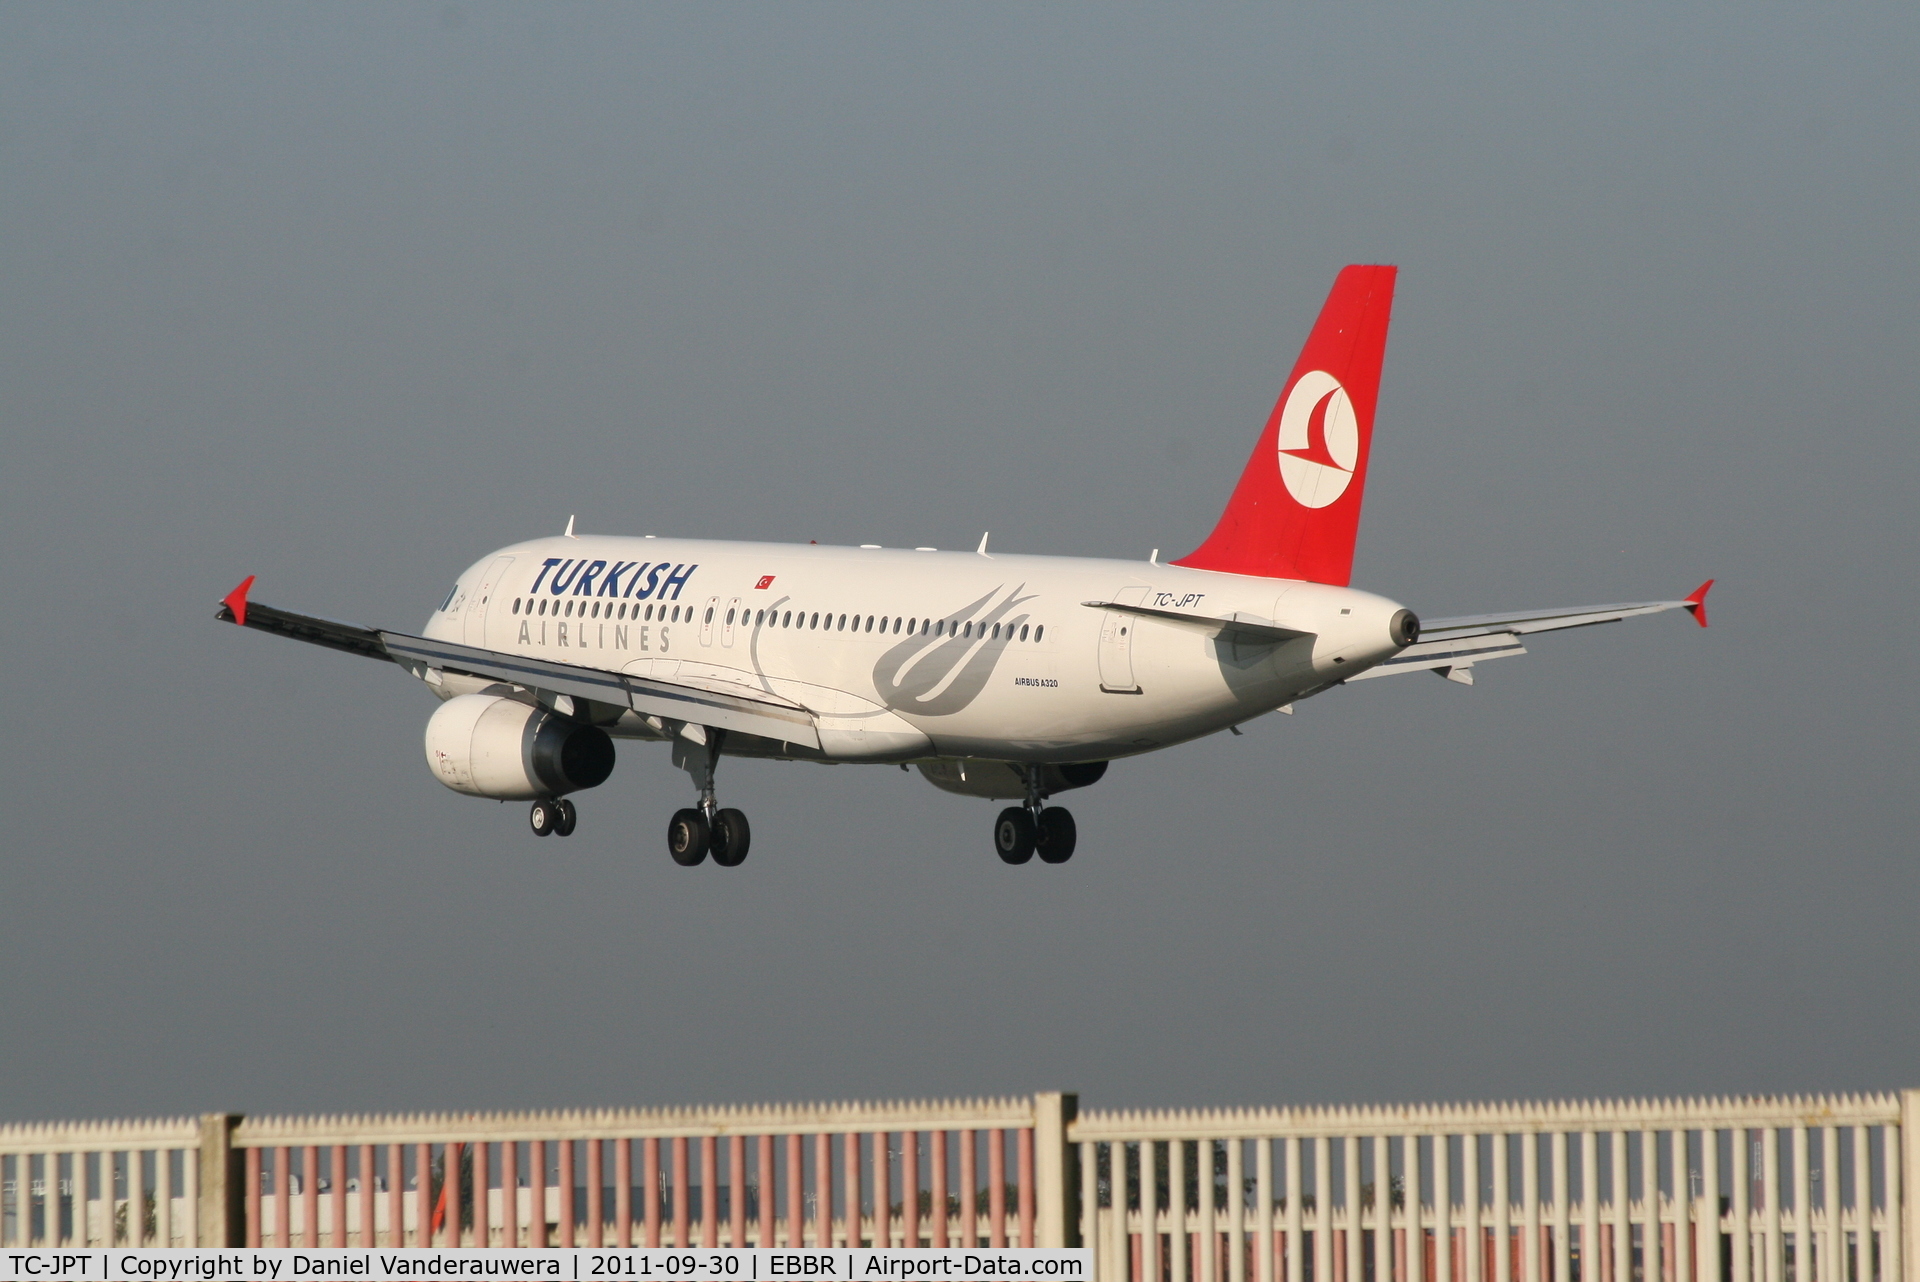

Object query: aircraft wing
[1348,580,1712,685]
[217,577,822,748]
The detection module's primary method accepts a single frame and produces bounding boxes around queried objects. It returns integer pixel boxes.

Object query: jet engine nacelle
[916,759,1108,801]
[423,693,616,800]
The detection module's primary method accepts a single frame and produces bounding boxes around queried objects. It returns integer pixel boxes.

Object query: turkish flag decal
[755,575,776,590]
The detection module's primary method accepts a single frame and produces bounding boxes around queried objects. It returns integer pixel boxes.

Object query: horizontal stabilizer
[1353,581,1712,683]
[1345,632,1527,681]
[1418,593,1708,642]
[1081,600,1312,647]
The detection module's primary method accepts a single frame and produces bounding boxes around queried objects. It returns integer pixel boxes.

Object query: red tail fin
[1174,265,1397,585]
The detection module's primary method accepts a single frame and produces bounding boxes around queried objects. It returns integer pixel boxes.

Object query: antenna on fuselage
[564,515,579,539]
[977,532,991,557]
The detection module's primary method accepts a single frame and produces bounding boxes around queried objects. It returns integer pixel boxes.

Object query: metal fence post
[1036,1092,1080,1248]
[1902,1091,1919,1282]
[198,1114,245,1246]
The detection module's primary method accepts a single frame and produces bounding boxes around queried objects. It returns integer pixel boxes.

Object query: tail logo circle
[1275,370,1358,508]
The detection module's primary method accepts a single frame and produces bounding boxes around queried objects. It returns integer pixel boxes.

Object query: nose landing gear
[995,765,1077,864]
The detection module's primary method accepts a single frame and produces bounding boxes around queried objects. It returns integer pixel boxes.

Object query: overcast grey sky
[3,4,1917,1122]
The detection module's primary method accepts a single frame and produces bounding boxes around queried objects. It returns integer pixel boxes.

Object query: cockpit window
[439,583,461,611]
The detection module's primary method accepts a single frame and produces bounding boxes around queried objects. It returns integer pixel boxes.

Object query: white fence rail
[1072,1096,1912,1282]
[2,1089,1913,1282]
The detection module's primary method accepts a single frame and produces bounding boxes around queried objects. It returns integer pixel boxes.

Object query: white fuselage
[420,536,1410,765]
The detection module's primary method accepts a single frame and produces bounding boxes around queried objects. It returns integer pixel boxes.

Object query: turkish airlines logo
[1275,370,1359,509]
[871,585,1034,716]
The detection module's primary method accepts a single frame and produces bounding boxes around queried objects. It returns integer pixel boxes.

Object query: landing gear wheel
[1035,807,1077,863]
[668,808,710,865]
[553,798,578,837]
[530,799,559,836]
[994,807,1036,864]
[710,808,752,867]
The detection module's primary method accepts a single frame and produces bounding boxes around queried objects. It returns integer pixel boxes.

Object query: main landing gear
[667,730,752,868]
[529,797,577,837]
[994,765,1077,864]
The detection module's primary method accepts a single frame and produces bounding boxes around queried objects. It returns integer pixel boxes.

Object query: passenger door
[463,556,516,648]
[1097,586,1151,693]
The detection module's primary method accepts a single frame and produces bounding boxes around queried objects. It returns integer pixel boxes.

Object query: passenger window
[963,621,972,638]
[538,600,549,616]
[893,617,902,634]
[755,609,764,626]
[706,607,716,624]
[992,623,1001,639]
[838,614,847,630]
[1020,624,1029,641]
[865,616,875,633]
[783,611,791,627]
[1035,625,1044,641]
[512,599,521,615]
[725,608,735,625]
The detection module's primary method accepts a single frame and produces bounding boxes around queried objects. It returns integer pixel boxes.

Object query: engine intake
[424,694,615,800]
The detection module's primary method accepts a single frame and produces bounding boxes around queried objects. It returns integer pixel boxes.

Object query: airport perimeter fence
[1,1091,1912,1282]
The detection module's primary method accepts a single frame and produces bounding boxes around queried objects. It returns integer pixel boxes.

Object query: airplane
[216,264,1711,867]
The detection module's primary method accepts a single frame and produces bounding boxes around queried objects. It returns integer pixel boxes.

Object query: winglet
[1683,579,1714,628]
[220,575,256,627]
